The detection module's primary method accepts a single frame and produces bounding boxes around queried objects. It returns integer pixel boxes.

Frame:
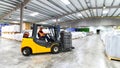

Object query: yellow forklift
[21,24,74,56]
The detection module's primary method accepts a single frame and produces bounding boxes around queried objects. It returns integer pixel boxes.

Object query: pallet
[108,56,120,61]
[104,51,120,61]
[72,37,83,40]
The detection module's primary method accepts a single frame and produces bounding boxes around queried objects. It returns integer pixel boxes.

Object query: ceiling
[0,0,120,24]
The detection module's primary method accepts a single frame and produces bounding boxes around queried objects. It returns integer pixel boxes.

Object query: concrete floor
[0,35,120,68]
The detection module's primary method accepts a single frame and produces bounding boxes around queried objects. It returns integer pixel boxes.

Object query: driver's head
[39,27,43,31]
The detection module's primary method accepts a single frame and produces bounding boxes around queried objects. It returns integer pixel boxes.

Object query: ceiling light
[9,16,12,19]
[103,6,106,9]
[103,10,109,14]
[12,21,19,23]
[58,19,60,21]
[55,19,60,21]
[9,17,12,19]
[39,22,48,24]
[17,18,27,21]
[103,4,106,9]
[61,0,70,5]
[92,9,96,12]
[77,13,83,17]
[23,19,27,21]
[52,19,56,22]
[52,19,60,22]
[30,12,39,17]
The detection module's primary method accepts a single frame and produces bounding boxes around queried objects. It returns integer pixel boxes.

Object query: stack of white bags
[71,32,87,39]
[1,25,23,41]
[1,25,20,32]
[1,25,88,41]
[100,30,120,58]
[1,33,23,41]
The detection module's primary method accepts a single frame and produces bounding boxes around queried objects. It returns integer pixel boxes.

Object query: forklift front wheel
[22,48,32,56]
[51,46,59,54]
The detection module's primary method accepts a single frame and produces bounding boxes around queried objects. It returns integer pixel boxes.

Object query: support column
[20,2,24,33]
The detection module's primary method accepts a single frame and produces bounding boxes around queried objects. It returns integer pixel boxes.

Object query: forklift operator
[38,27,53,42]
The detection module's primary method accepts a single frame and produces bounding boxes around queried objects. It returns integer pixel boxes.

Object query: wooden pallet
[108,56,120,61]
[72,37,83,40]
[104,51,120,61]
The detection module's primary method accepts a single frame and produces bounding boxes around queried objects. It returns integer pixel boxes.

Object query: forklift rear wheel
[22,48,31,56]
[51,46,59,54]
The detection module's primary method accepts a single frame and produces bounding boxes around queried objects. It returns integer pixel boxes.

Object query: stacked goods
[60,31,72,51]
[1,25,20,41]
[1,25,20,32]
[71,32,86,39]
[105,34,120,59]
[1,25,32,41]
[100,30,120,43]
[1,33,23,41]
[100,30,120,60]
[14,33,23,41]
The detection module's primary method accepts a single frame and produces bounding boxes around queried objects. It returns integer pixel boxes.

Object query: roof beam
[117,12,120,16]
[30,1,62,16]
[69,0,79,11]
[37,0,65,14]
[0,0,30,20]
[0,1,16,7]
[111,8,119,16]
[36,5,120,22]
[106,0,115,16]
[77,0,88,18]
[65,7,79,19]
[68,0,82,19]
[48,0,70,13]
[101,0,106,17]
[48,0,78,20]
[95,0,98,16]
[58,17,120,24]
[90,0,95,16]
[58,18,83,24]
[26,5,56,18]
[85,0,93,17]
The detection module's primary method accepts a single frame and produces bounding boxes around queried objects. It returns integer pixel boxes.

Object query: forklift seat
[38,33,49,42]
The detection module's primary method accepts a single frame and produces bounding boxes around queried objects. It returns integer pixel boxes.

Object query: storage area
[0,0,120,68]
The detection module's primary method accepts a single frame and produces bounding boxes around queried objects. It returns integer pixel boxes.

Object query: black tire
[51,46,59,54]
[22,48,31,56]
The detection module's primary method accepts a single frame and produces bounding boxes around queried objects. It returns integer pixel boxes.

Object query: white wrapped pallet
[1,25,20,33]
[71,32,87,39]
[105,34,113,57]
[14,25,20,32]
[1,25,21,40]
[15,34,23,41]
[105,34,120,60]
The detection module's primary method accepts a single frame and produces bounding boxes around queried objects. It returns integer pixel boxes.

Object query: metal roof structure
[0,0,120,24]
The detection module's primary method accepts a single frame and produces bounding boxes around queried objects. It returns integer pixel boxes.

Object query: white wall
[59,17,120,27]
[89,26,114,33]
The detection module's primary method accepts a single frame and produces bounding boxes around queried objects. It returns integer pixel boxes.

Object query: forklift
[21,24,74,56]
